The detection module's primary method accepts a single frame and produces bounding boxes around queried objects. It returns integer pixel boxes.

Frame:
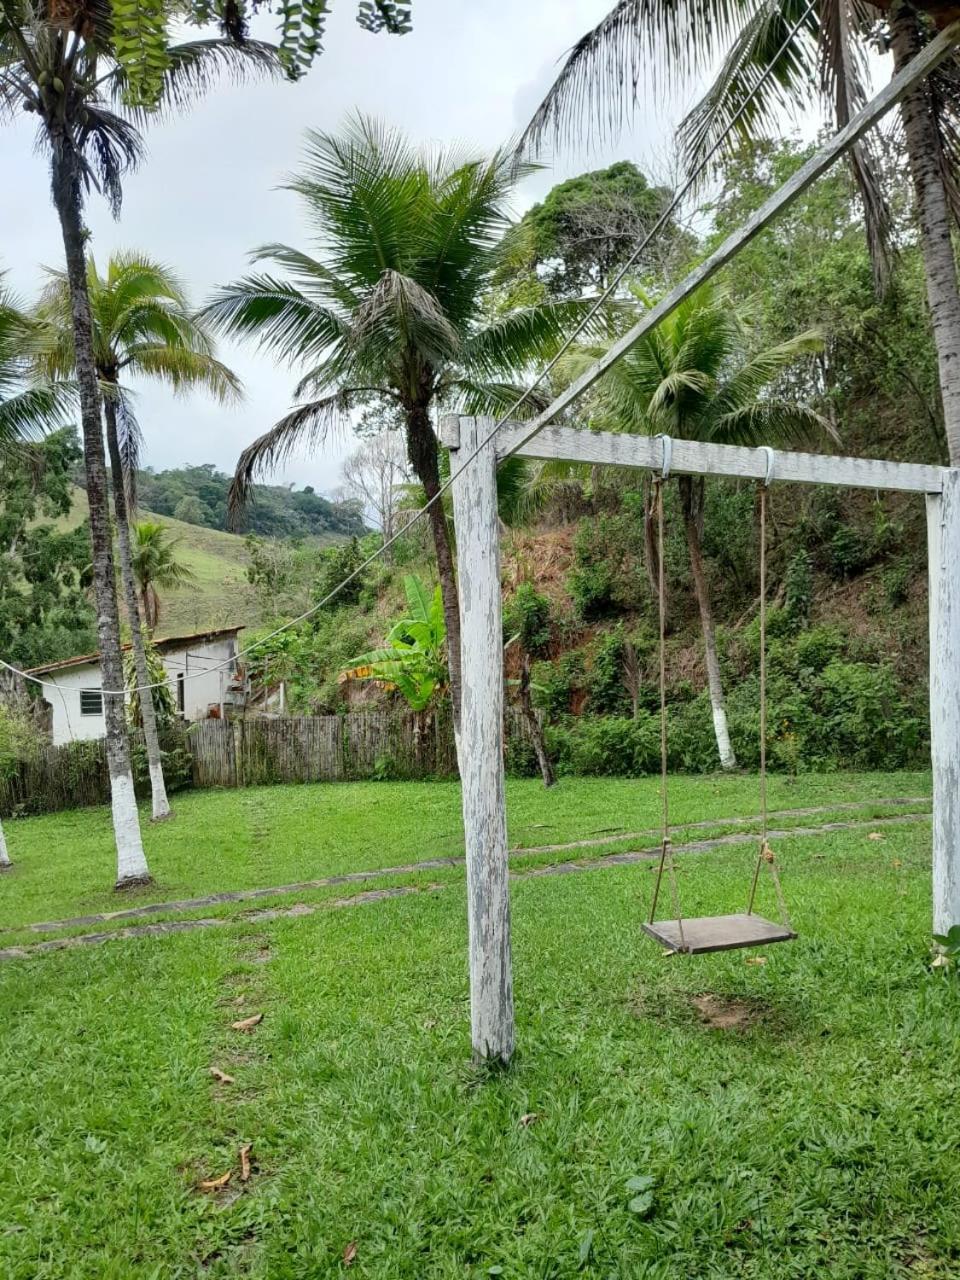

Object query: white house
[27,627,245,746]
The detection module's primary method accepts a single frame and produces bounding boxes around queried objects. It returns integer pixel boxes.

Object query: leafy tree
[131,521,195,631]
[571,281,826,768]
[173,494,212,526]
[340,574,446,711]
[523,0,960,467]
[36,250,240,821]
[498,161,686,297]
[0,430,94,669]
[205,115,606,727]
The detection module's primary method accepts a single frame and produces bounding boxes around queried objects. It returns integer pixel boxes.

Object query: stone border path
[16,795,930,936]
[0,808,930,963]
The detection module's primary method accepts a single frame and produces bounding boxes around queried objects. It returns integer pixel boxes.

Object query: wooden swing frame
[440,19,960,1064]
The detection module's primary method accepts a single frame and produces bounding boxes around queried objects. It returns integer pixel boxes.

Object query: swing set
[439,21,960,1065]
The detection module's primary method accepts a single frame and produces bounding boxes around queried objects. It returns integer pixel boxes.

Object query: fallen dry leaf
[745,955,767,966]
[868,832,884,841]
[892,859,903,869]
[239,1143,253,1182]
[231,1013,263,1032]
[199,1169,232,1192]
[209,1067,235,1085]
[932,953,951,969]
[343,1241,358,1266]
[519,1112,539,1128]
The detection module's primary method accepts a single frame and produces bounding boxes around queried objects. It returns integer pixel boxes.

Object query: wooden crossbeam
[496,424,947,494]
[501,19,960,454]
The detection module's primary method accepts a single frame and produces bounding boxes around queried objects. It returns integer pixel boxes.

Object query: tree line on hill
[124,463,367,540]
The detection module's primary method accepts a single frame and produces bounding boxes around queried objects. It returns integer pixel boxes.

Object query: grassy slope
[57,486,261,638]
[0,775,955,1278]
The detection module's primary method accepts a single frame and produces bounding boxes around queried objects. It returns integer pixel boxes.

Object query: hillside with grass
[57,486,262,640]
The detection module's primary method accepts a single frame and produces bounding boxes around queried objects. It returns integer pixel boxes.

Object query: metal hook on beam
[759,445,776,488]
[656,433,673,480]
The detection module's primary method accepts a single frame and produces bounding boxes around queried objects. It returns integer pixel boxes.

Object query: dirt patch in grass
[689,993,771,1031]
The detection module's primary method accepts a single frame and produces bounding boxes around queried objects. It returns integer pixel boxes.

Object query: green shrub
[534,652,586,719]
[587,626,631,715]
[548,714,661,777]
[784,548,813,627]
[503,583,553,655]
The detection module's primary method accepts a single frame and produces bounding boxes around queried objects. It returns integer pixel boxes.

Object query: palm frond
[518,0,753,154]
[351,268,461,366]
[229,388,361,527]
[708,399,830,446]
[201,274,348,364]
[108,39,284,120]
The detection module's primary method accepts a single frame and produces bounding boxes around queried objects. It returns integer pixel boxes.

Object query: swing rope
[648,476,685,949]
[746,474,793,930]
[646,443,794,948]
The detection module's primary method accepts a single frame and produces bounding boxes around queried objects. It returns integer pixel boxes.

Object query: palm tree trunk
[0,818,10,869]
[678,476,736,771]
[406,404,463,733]
[890,3,960,466]
[104,396,172,822]
[50,145,151,888]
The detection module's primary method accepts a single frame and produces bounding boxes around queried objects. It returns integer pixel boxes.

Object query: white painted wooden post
[443,414,515,1064]
[927,468,960,935]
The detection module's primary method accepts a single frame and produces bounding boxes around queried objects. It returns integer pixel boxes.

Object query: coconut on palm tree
[130,522,195,632]
[35,251,240,821]
[204,115,607,728]
[523,0,960,466]
[0,1,278,886]
[0,274,75,868]
[568,282,826,768]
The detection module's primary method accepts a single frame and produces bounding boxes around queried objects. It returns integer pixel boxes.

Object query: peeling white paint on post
[927,470,960,935]
[0,817,10,868]
[444,414,515,1064]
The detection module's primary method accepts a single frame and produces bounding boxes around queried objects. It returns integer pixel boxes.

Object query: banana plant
[340,575,447,712]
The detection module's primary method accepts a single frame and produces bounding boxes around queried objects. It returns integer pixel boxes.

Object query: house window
[80,689,103,717]
[177,672,185,715]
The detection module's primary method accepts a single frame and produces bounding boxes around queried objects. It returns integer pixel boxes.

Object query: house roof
[25,627,243,677]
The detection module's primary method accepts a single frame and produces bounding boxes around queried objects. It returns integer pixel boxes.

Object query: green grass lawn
[0,771,931,939]
[0,784,955,1278]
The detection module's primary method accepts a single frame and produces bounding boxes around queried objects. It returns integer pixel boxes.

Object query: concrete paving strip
[0,809,930,963]
[14,794,931,937]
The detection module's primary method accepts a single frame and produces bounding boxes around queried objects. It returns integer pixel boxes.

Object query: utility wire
[2,0,821,698]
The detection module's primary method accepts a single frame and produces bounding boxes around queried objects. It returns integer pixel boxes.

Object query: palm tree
[204,115,606,729]
[0,274,75,869]
[35,251,240,821]
[523,0,960,466]
[571,282,826,768]
[130,522,195,632]
[0,1,278,885]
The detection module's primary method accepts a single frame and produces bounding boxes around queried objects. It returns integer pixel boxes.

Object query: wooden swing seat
[642,913,796,955]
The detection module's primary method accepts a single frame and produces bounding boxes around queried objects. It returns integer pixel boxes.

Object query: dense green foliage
[136,463,367,538]
[0,432,95,668]
[341,575,447,710]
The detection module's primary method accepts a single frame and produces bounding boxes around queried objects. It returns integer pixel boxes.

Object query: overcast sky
[1,1,727,495]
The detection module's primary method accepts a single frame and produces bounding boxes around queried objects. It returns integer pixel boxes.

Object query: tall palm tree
[523,0,960,465]
[0,274,75,869]
[130,522,195,633]
[570,282,826,768]
[0,1,277,885]
[35,251,240,821]
[204,115,606,729]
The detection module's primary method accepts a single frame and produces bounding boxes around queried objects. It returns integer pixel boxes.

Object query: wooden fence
[0,710,468,819]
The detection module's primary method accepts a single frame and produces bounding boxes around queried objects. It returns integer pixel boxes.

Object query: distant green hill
[59,488,263,640]
[133,463,367,541]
